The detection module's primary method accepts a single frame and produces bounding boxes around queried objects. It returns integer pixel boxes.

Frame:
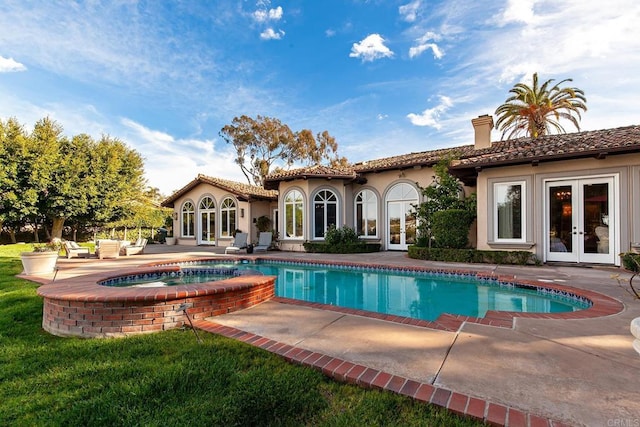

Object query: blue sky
[1,0,639,195]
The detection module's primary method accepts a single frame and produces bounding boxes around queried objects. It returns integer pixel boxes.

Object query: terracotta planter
[20,251,59,275]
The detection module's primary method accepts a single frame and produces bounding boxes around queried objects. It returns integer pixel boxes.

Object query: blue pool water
[175,260,591,321]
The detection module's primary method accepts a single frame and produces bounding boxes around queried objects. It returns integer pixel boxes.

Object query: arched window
[284,190,304,238]
[220,198,237,237]
[313,190,338,239]
[181,201,195,237]
[355,189,378,238]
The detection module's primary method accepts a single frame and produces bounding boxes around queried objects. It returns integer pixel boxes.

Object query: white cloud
[269,6,283,20]
[409,43,443,59]
[349,34,394,62]
[253,6,283,23]
[325,29,336,37]
[260,28,285,40]
[407,95,453,129]
[399,1,421,23]
[408,31,443,59]
[497,0,537,25]
[0,55,27,72]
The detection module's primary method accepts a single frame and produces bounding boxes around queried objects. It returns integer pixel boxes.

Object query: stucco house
[163,116,640,265]
[161,175,277,247]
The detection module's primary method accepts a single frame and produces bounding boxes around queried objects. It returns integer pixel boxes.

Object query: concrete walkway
[26,244,640,426]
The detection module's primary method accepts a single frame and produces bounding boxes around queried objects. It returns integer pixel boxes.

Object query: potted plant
[20,238,62,275]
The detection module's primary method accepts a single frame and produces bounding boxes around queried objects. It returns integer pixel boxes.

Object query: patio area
[24,244,640,426]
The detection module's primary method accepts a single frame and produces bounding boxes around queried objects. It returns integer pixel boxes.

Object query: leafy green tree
[415,157,476,247]
[46,133,93,240]
[86,136,147,230]
[0,118,56,242]
[494,72,587,139]
[220,115,347,186]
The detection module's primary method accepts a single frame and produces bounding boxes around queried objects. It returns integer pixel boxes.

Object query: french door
[199,211,216,245]
[546,177,615,264]
[387,201,416,250]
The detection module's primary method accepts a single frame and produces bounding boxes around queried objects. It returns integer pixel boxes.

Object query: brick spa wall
[38,271,275,338]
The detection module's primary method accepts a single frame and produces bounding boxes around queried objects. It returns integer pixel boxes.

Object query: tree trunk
[51,217,65,240]
[9,228,16,244]
[33,222,40,243]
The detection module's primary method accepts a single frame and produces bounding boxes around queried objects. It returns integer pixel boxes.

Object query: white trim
[492,181,526,244]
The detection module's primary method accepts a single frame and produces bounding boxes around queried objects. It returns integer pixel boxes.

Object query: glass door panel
[582,183,609,255]
[388,203,401,246]
[405,207,416,245]
[548,184,573,257]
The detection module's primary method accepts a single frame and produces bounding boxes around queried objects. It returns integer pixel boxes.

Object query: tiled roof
[353,145,476,172]
[263,147,477,188]
[451,125,640,169]
[264,165,359,189]
[161,174,278,207]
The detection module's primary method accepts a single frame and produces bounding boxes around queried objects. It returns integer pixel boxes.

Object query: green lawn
[0,244,483,426]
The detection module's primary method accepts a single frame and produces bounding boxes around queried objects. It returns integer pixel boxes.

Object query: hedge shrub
[303,241,381,254]
[408,245,539,265]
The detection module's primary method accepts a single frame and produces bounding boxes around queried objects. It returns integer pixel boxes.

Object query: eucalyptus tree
[494,72,587,139]
[220,115,347,186]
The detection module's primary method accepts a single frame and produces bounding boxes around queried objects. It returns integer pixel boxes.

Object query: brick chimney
[471,114,494,150]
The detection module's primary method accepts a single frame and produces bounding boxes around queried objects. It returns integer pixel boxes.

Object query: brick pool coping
[193,320,572,427]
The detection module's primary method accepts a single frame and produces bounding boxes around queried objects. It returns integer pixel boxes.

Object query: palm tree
[494,72,587,139]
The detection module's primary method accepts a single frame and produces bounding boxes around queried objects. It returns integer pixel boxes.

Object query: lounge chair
[96,240,120,259]
[125,238,147,256]
[63,241,91,259]
[253,232,272,252]
[225,233,248,254]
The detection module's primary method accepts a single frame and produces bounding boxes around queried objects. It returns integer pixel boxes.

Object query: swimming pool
[163,259,591,322]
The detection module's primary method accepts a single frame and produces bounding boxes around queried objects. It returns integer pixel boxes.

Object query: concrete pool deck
[23,244,640,426]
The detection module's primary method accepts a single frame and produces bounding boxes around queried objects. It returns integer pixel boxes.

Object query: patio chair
[96,240,120,259]
[225,232,248,254]
[63,241,91,259]
[253,232,272,252]
[125,238,148,256]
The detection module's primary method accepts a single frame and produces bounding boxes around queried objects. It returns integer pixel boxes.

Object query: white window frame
[284,189,304,239]
[313,189,338,240]
[493,181,526,243]
[220,197,237,237]
[355,189,378,238]
[181,201,195,238]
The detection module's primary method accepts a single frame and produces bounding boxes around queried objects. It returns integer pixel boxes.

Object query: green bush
[408,245,538,265]
[430,209,475,249]
[324,225,359,246]
[621,252,640,272]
